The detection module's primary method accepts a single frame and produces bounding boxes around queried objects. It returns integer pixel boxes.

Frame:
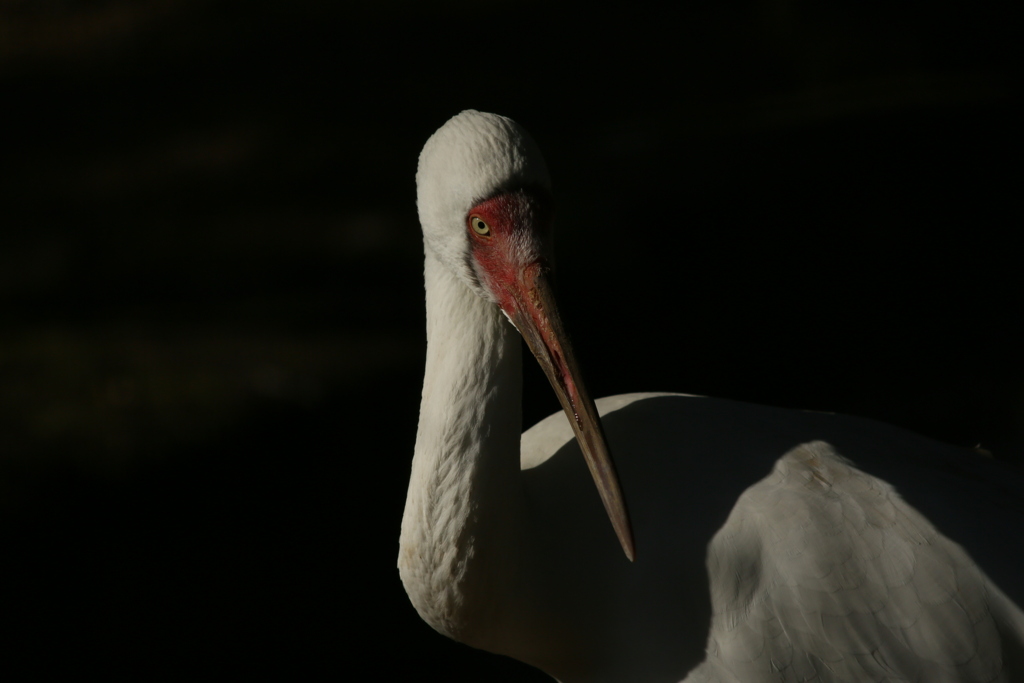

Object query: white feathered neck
[399,110,550,646]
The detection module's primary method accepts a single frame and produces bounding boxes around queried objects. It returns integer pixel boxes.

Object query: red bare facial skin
[467,191,563,395]
[466,189,552,312]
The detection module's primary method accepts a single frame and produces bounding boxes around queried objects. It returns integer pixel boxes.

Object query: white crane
[398,110,1024,682]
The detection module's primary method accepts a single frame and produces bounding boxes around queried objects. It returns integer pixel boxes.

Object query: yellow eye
[470,215,491,237]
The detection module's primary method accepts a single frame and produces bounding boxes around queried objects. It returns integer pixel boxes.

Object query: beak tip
[610,499,636,562]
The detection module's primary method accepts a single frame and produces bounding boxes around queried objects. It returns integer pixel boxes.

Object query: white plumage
[399,110,1024,682]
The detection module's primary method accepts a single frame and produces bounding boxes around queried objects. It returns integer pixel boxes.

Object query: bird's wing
[692,440,1022,683]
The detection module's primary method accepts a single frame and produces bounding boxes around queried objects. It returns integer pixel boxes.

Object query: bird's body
[522,393,1024,681]
[399,110,1024,682]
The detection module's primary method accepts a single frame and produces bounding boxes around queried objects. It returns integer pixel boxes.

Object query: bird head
[416,111,635,561]
[416,110,552,300]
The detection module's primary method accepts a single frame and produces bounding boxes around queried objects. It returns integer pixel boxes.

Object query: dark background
[1,0,1019,679]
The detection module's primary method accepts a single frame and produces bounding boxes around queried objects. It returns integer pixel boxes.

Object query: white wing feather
[692,441,1015,682]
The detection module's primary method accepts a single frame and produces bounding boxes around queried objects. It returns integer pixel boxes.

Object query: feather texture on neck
[398,248,525,644]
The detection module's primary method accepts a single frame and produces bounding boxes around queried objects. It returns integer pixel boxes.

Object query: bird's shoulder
[696,440,1017,682]
[520,392,686,469]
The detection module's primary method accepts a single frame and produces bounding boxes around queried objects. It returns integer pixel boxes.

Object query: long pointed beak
[503,261,635,562]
